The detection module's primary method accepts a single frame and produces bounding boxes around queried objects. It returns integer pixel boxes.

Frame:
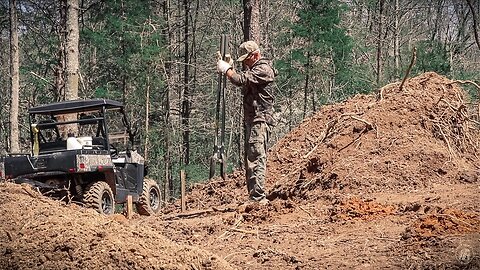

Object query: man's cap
[237,41,260,62]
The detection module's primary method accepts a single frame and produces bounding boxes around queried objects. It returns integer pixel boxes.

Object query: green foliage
[335,62,375,99]
[184,163,210,185]
[93,87,108,98]
[81,0,165,100]
[277,0,368,106]
[143,129,166,181]
[413,40,451,75]
[293,0,351,62]
[451,70,480,101]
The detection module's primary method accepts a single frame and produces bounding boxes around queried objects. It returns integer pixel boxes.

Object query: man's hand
[216,51,234,74]
[216,51,234,65]
[224,54,234,66]
[217,59,232,74]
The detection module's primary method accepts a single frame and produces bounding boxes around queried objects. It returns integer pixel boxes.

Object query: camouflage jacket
[230,58,276,125]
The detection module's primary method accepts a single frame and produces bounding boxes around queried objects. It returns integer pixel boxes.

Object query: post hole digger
[210,34,230,180]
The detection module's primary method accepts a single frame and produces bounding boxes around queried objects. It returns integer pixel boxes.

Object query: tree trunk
[181,0,191,166]
[376,0,384,86]
[264,0,270,52]
[466,0,480,51]
[9,0,20,153]
[144,75,150,160]
[55,0,67,102]
[303,52,310,119]
[394,0,400,73]
[162,0,174,201]
[243,0,260,43]
[65,0,79,101]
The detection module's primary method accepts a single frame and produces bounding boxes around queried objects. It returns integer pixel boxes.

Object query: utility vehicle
[0,99,161,215]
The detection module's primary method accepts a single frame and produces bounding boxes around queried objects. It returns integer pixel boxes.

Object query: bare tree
[243,0,260,42]
[160,0,175,200]
[64,0,79,101]
[181,0,191,166]
[393,0,400,73]
[466,0,480,51]
[9,0,20,153]
[376,0,385,86]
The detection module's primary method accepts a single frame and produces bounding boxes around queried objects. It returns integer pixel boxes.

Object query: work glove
[224,54,234,66]
[216,51,234,74]
[217,59,232,74]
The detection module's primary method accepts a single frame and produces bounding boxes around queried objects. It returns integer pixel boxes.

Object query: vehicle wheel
[83,181,115,215]
[136,178,162,216]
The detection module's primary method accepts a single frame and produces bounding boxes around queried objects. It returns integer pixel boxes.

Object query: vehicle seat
[39,140,67,154]
[92,137,107,149]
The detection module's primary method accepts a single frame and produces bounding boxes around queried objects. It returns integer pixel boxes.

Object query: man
[217,41,276,204]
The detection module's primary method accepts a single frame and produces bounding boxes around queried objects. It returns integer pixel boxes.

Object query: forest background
[1,0,479,200]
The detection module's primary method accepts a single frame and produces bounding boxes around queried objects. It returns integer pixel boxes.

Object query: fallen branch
[303,119,338,159]
[217,215,244,239]
[350,116,373,129]
[298,205,314,218]
[163,206,235,220]
[336,116,374,153]
[229,228,258,235]
[338,127,369,152]
[21,185,53,203]
[22,185,41,197]
[167,209,213,219]
[303,144,319,159]
[435,123,455,158]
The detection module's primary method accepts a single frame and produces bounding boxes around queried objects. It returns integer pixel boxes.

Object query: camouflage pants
[244,122,270,201]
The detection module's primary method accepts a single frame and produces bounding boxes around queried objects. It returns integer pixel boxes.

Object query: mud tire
[83,181,114,215]
[136,178,162,216]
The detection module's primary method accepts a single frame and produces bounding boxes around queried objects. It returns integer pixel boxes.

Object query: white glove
[224,54,234,66]
[216,51,233,65]
[217,59,232,74]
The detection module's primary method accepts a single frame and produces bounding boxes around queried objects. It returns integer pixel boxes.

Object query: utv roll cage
[28,99,135,155]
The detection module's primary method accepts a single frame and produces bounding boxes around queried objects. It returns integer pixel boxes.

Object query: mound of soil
[404,208,480,238]
[329,197,396,222]
[0,183,233,270]
[180,72,479,209]
[267,72,479,199]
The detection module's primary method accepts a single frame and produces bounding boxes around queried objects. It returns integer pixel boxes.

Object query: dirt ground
[1,72,479,269]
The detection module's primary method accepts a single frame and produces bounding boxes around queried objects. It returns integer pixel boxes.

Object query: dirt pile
[0,182,233,270]
[329,197,396,222]
[179,72,479,210]
[404,208,480,238]
[267,72,479,199]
